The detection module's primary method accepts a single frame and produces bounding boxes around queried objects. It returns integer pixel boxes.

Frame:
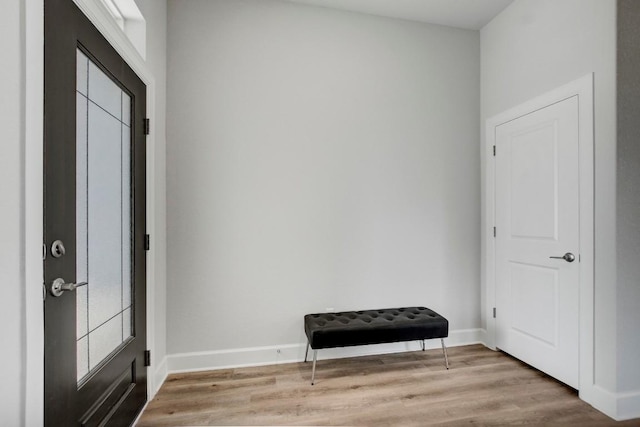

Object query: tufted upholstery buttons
[304,307,448,350]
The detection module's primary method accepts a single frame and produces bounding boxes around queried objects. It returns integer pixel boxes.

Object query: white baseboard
[166,328,486,374]
[617,389,640,421]
[580,384,640,421]
[581,385,618,420]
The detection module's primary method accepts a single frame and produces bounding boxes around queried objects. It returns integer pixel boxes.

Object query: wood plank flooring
[137,345,639,426]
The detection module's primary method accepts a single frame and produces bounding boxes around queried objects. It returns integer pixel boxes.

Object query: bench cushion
[304,307,448,350]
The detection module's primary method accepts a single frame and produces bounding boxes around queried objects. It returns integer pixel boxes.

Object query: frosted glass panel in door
[76,49,133,384]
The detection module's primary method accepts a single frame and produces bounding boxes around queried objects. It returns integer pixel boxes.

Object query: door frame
[484,74,594,400]
[24,1,159,425]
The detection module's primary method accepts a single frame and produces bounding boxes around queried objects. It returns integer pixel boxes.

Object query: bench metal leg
[304,341,310,363]
[441,338,449,369]
[311,350,318,385]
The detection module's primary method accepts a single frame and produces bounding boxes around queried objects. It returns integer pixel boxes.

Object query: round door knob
[549,252,576,263]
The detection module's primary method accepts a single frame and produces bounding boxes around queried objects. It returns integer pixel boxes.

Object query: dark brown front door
[44,0,147,425]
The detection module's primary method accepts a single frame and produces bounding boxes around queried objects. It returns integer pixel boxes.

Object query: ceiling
[286,0,514,30]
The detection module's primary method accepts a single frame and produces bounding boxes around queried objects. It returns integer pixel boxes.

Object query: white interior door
[495,95,580,389]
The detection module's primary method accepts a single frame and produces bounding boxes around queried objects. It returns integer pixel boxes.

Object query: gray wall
[166,0,481,354]
[481,0,618,391]
[616,0,640,394]
[0,0,25,423]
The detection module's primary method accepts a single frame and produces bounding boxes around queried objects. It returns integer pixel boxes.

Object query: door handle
[50,278,88,297]
[549,252,576,263]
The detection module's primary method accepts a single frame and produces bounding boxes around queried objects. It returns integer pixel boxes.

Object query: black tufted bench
[303,307,449,384]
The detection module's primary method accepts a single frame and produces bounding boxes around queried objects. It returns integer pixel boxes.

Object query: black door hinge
[493,145,496,156]
[493,307,497,318]
[144,234,150,251]
[143,118,150,135]
[144,350,151,367]
[493,227,496,237]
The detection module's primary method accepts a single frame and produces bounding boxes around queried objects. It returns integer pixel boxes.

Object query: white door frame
[24,1,158,425]
[484,74,595,399]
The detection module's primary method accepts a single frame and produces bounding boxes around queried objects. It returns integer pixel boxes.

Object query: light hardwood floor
[137,345,639,426]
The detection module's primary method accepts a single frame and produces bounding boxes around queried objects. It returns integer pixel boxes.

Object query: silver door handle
[50,278,88,297]
[549,252,575,263]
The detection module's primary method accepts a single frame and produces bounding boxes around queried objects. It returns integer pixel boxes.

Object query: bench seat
[303,307,449,384]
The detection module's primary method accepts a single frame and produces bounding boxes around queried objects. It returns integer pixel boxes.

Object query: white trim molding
[98,0,146,58]
[581,385,640,421]
[165,329,485,374]
[484,74,596,412]
[617,390,640,421]
[24,0,45,425]
[152,355,169,397]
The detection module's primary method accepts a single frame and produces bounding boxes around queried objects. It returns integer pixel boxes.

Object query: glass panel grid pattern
[76,49,133,384]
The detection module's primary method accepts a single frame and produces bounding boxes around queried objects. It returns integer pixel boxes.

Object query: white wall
[481,0,625,415]
[0,0,25,424]
[134,0,169,391]
[166,0,481,358]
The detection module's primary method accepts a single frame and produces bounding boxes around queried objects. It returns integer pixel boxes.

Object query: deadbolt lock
[51,240,66,258]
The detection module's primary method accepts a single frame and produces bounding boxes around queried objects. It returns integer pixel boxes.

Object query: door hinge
[493,227,496,237]
[144,234,150,251]
[144,350,151,367]
[493,307,497,318]
[143,118,150,135]
[493,145,496,156]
